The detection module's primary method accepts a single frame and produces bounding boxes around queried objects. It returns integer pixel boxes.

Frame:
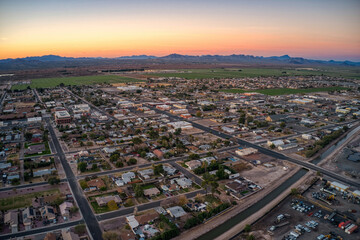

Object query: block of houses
[185,160,201,170]
[96,195,122,207]
[59,201,74,218]
[166,206,187,218]
[143,187,160,197]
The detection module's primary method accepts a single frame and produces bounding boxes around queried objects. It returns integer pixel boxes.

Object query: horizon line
[1,52,360,63]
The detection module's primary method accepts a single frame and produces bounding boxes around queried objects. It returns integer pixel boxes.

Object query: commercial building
[55,110,71,124]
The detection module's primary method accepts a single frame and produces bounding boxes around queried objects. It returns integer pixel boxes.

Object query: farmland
[220,86,349,96]
[145,67,360,80]
[11,75,144,90]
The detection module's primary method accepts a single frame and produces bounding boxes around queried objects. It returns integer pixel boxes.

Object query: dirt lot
[237,161,293,188]
[251,181,360,240]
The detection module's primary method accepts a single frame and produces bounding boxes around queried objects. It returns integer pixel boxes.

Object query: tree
[178,195,188,206]
[48,177,60,185]
[91,163,98,171]
[110,153,120,162]
[153,164,164,175]
[132,137,143,145]
[74,224,86,235]
[280,122,286,128]
[246,234,255,240]
[116,161,124,168]
[80,180,88,189]
[107,200,119,211]
[25,132,33,141]
[78,162,87,172]
[134,184,144,198]
[196,111,202,118]
[127,158,137,165]
[290,188,299,195]
[102,231,119,240]
[244,224,252,232]
[269,144,276,149]
[174,128,182,136]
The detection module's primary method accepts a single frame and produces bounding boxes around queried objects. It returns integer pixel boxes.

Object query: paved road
[0,220,84,239]
[97,189,204,221]
[77,145,239,180]
[0,179,67,192]
[148,106,360,188]
[45,117,103,240]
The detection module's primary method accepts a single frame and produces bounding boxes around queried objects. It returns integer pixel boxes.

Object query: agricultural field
[145,67,360,80]
[11,75,144,90]
[220,86,349,96]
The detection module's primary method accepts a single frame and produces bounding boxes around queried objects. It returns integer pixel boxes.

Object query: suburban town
[0,70,359,240]
[1,1,360,240]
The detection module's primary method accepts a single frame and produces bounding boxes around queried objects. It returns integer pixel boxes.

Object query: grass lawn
[88,191,118,201]
[220,86,348,96]
[0,188,60,211]
[141,184,156,190]
[11,75,145,90]
[90,201,110,214]
[145,67,360,79]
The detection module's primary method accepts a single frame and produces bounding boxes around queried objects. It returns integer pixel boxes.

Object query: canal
[197,125,360,240]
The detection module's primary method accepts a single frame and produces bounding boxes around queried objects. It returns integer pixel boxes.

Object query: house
[267,140,284,147]
[266,114,288,122]
[96,195,122,207]
[166,206,187,218]
[278,143,298,151]
[62,229,80,240]
[235,147,258,156]
[59,201,74,218]
[185,160,201,170]
[126,215,140,233]
[163,165,177,175]
[4,211,18,233]
[87,178,106,190]
[22,207,35,230]
[330,181,349,192]
[138,169,154,180]
[175,177,192,189]
[33,168,56,177]
[135,211,159,225]
[144,187,160,197]
[122,171,136,184]
[44,233,57,240]
[153,149,164,159]
[40,205,56,220]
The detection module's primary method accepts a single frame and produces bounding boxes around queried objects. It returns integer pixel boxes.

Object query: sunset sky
[0,0,359,61]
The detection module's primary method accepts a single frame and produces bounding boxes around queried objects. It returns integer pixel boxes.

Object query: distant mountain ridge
[1,53,359,70]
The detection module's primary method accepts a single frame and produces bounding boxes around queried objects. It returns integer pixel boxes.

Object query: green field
[0,188,60,211]
[146,67,360,79]
[11,75,145,90]
[220,86,348,96]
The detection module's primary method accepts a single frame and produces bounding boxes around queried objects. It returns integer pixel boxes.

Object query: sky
[0,0,359,61]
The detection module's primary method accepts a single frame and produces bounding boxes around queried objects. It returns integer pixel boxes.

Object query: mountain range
[1,54,359,71]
